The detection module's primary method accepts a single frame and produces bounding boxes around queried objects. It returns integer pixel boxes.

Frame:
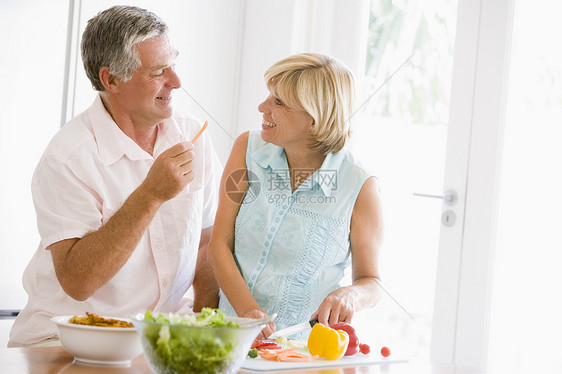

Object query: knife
[268,317,319,339]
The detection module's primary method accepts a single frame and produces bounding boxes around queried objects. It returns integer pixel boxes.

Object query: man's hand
[140,142,195,202]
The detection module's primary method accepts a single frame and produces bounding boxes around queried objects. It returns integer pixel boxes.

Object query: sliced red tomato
[251,339,282,350]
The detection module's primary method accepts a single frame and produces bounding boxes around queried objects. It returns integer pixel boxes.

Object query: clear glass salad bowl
[132,309,271,374]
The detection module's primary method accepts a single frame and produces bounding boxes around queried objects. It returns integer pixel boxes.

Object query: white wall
[0,0,69,311]
[235,0,370,135]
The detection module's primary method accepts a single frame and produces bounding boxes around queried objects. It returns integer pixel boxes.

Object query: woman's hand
[242,309,276,339]
[311,286,357,326]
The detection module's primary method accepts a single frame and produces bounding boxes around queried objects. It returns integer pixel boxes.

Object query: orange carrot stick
[258,347,317,362]
[191,120,208,144]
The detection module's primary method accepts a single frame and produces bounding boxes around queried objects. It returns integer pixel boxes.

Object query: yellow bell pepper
[307,323,349,360]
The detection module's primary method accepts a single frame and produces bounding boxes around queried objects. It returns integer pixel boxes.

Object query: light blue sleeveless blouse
[219,131,370,333]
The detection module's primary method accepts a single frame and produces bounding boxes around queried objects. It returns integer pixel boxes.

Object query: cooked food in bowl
[68,312,134,328]
[52,315,142,365]
[133,308,265,374]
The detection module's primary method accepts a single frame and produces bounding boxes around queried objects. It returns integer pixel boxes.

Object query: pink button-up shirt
[9,95,221,346]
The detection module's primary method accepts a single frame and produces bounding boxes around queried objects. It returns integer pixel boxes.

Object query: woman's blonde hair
[264,53,354,155]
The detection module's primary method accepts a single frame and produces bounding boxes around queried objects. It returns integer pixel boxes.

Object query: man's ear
[99,66,120,93]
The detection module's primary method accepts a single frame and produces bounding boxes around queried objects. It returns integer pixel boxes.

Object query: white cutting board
[240,354,407,372]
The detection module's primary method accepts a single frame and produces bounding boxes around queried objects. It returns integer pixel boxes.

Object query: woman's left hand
[242,308,276,339]
[311,286,357,326]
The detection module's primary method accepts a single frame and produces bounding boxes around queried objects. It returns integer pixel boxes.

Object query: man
[9,6,221,347]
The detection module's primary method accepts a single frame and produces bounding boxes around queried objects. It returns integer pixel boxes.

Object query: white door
[431,0,515,367]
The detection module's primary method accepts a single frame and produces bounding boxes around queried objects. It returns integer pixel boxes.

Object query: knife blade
[268,317,319,339]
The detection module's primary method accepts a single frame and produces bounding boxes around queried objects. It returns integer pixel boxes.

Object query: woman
[208,53,383,338]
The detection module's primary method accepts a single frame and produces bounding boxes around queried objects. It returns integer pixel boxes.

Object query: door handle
[413,189,458,206]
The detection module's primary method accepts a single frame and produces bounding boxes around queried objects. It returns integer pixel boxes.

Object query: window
[352,0,457,360]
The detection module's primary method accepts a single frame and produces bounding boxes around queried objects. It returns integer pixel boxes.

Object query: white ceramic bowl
[51,315,142,365]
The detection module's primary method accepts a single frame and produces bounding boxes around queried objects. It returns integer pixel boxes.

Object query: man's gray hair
[81,5,168,91]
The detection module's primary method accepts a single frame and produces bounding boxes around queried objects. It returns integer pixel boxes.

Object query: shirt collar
[88,94,183,165]
[153,116,185,156]
[253,141,288,172]
[314,150,345,196]
[252,140,346,196]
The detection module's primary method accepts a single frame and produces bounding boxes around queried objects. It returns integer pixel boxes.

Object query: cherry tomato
[380,346,391,357]
[359,343,371,354]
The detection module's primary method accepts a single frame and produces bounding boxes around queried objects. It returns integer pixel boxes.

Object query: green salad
[140,308,241,374]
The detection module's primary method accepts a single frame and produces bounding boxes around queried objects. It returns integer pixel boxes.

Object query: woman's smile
[262,120,276,128]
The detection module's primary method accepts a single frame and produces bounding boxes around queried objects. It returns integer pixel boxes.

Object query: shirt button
[162,280,168,287]
[275,217,280,222]
[282,205,288,209]
[248,282,253,287]
[267,234,273,239]
[261,251,266,256]
[264,242,270,247]
[260,259,265,264]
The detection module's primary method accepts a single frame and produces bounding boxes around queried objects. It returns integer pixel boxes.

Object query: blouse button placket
[248,204,290,291]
